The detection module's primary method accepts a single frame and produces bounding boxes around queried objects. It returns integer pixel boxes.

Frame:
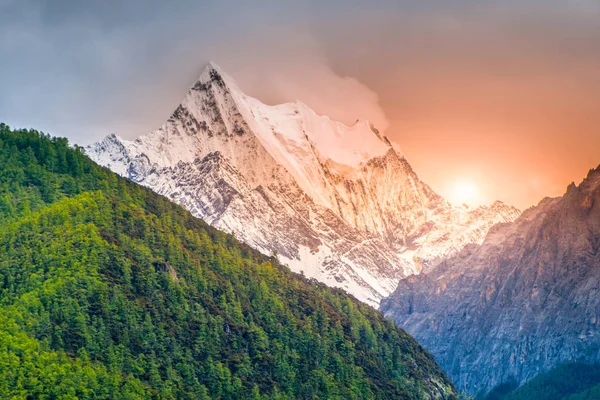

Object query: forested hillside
[484,364,600,400]
[0,123,457,399]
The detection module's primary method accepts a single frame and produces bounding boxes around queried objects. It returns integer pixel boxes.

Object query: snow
[86,61,522,307]
[246,98,390,168]
[206,64,392,209]
[201,63,391,168]
[86,133,132,176]
[278,244,398,306]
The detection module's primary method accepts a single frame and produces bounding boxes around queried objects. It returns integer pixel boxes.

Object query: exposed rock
[381,166,600,395]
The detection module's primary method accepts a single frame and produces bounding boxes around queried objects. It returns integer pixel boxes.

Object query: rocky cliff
[381,166,600,395]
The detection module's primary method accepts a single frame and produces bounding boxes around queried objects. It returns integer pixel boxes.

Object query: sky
[1,0,599,209]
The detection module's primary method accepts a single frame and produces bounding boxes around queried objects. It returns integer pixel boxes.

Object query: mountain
[0,123,458,399]
[87,62,519,306]
[381,166,600,396]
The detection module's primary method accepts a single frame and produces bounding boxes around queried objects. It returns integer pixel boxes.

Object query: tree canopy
[0,123,457,399]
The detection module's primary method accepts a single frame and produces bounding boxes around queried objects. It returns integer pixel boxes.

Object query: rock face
[87,62,519,306]
[381,166,600,396]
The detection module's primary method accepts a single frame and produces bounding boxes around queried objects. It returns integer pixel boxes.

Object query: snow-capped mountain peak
[87,62,520,306]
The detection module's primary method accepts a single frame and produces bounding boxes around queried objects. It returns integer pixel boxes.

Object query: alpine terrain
[0,124,458,399]
[381,166,600,396]
[87,62,520,306]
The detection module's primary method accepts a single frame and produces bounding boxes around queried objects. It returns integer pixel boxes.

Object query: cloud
[0,3,389,143]
[209,32,389,132]
[244,61,390,131]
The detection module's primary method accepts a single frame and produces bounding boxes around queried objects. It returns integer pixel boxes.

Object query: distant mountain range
[87,62,519,306]
[382,166,600,396]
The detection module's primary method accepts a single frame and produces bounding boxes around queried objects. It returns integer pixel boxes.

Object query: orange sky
[227,7,600,210]
[376,68,600,209]
[370,51,598,208]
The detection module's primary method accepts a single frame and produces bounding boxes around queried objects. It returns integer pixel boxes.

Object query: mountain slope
[88,62,519,306]
[381,166,600,396]
[0,123,458,399]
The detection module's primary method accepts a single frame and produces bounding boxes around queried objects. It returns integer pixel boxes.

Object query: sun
[449,180,481,207]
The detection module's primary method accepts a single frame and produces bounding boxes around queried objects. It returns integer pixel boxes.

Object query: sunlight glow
[449,180,481,207]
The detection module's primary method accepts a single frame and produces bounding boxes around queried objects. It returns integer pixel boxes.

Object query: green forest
[484,364,600,400]
[0,123,457,399]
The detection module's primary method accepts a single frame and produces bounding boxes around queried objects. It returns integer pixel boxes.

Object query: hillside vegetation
[0,123,457,399]
[485,364,600,400]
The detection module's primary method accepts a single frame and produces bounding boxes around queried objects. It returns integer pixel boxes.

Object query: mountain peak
[197,61,236,88]
[588,165,600,178]
[194,64,392,162]
[200,60,221,74]
[87,63,521,306]
[107,132,125,142]
[581,164,600,192]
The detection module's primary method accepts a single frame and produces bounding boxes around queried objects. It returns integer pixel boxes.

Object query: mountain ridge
[0,123,458,399]
[381,165,600,396]
[87,62,520,305]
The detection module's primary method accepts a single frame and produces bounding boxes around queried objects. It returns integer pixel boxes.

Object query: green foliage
[0,123,457,399]
[565,383,600,400]
[485,364,600,400]
[481,380,518,400]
